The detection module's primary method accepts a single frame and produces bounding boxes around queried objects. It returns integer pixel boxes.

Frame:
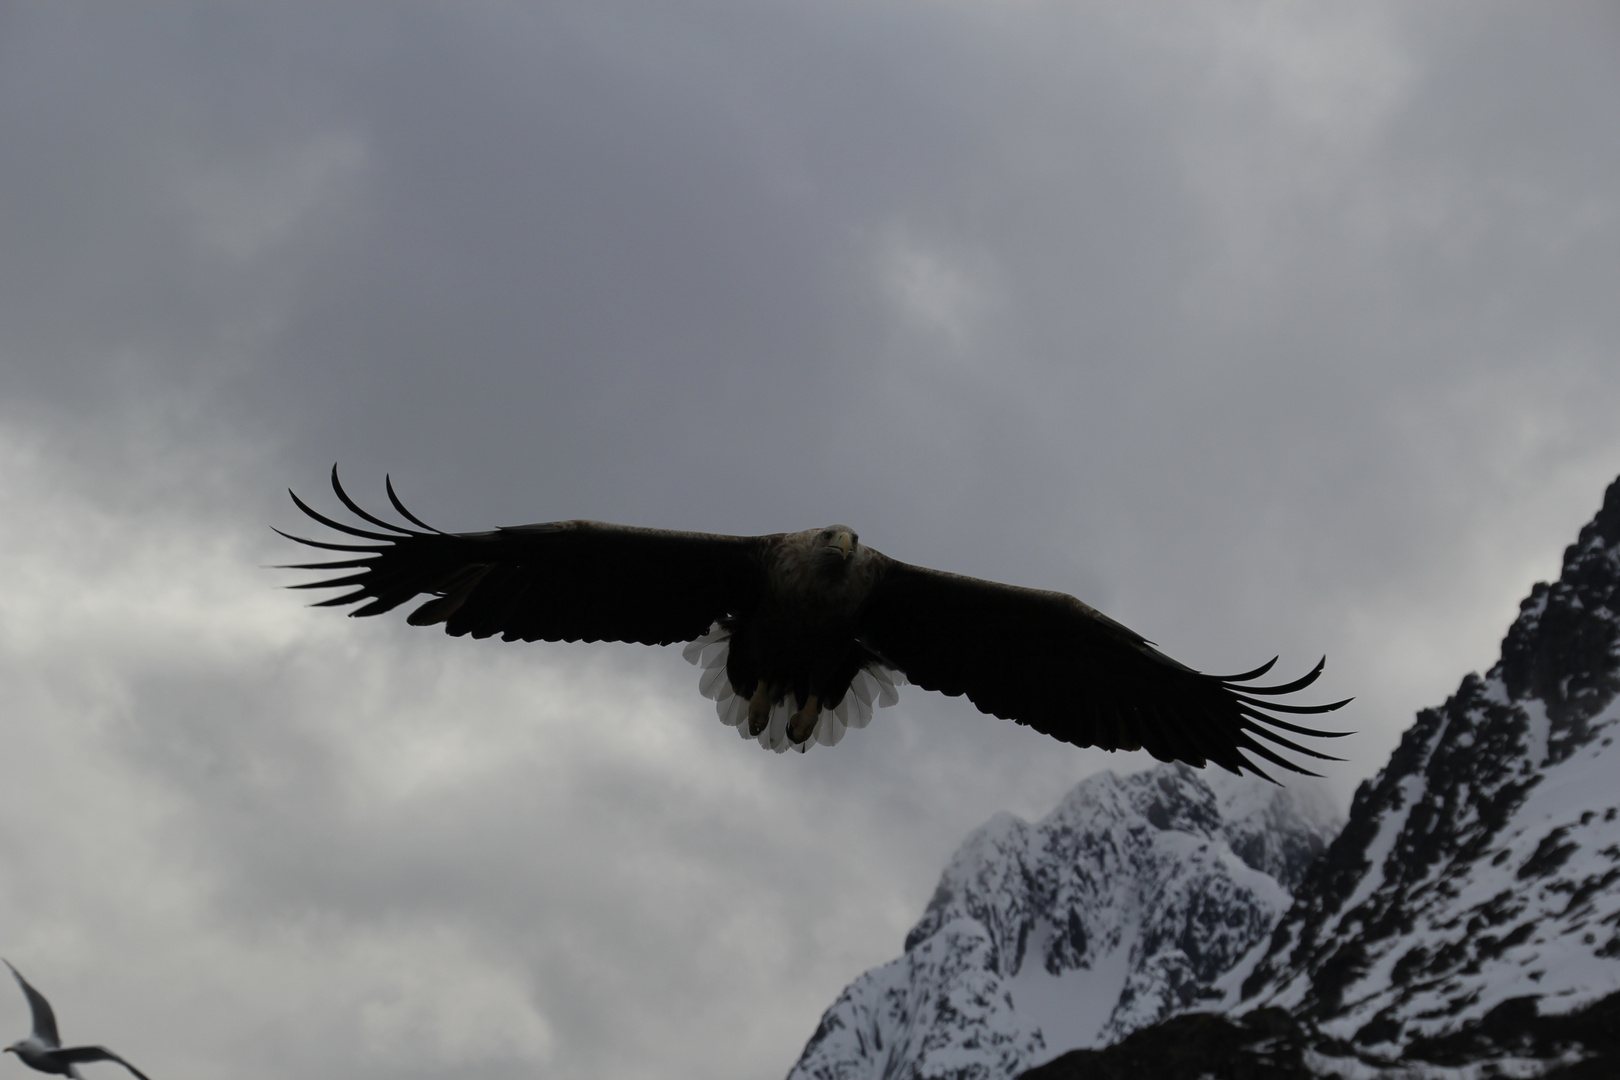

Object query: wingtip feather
[330,466,420,536]
[288,488,400,542]
[386,474,444,533]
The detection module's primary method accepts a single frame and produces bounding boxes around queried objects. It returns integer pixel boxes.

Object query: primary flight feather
[279,469,1349,779]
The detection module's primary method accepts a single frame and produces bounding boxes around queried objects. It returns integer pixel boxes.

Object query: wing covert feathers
[858,562,1349,780]
[279,468,765,648]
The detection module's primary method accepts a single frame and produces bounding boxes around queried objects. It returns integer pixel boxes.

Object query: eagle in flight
[280,469,1349,779]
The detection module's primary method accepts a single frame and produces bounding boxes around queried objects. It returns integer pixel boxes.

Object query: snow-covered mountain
[1229,475,1620,1066]
[785,764,1339,1080]
[1027,474,1620,1079]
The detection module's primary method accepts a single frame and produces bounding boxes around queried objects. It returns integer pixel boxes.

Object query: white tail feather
[718,691,749,728]
[872,667,903,707]
[681,624,727,664]
[816,713,847,747]
[762,699,792,752]
[698,662,730,698]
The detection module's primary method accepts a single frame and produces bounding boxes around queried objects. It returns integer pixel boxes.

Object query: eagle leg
[788,694,820,744]
[748,683,774,736]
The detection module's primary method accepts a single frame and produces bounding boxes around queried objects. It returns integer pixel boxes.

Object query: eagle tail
[683,624,903,754]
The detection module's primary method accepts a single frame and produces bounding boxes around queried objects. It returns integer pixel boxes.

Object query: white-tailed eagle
[280,469,1349,779]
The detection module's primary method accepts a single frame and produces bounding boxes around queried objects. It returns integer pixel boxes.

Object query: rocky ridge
[1233,475,1620,1062]
[1030,474,1620,1078]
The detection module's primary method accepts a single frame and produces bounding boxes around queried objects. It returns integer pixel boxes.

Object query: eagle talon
[748,682,773,737]
[788,695,820,744]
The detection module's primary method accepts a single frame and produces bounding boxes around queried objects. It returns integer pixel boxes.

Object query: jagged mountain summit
[785,764,1339,1080]
[1231,475,1620,1063]
[1028,473,1620,1079]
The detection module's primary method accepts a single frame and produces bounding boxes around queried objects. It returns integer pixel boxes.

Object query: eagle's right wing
[279,469,768,648]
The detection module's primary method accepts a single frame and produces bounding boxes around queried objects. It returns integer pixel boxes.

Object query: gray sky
[2,4,1618,1078]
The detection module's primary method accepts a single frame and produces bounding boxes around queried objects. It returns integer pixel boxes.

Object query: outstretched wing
[279,469,767,647]
[4,961,60,1048]
[857,563,1350,780]
[53,1046,152,1080]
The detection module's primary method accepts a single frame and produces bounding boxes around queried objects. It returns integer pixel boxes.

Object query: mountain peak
[788,764,1337,1080]
[1238,473,1620,1051]
[1496,474,1620,755]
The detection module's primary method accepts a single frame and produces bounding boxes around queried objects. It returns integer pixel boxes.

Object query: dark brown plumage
[279,468,1350,779]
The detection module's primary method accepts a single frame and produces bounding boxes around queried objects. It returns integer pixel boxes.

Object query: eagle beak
[834,531,854,560]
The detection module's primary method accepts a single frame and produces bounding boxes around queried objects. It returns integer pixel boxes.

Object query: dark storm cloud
[1,4,1619,1079]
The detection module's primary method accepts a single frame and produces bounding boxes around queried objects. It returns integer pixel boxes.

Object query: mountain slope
[1237,475,1620,1053]
[786,764,1338,1080]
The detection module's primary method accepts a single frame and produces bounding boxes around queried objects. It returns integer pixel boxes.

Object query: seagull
[3,963,150,1080]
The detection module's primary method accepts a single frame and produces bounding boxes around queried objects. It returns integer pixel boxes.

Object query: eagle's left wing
[857,562,1349,779]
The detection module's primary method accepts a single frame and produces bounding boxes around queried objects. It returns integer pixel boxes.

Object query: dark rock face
[1015,1008,1316,1080]
[1499,479,1620,749]
[1021,991,1620,1080]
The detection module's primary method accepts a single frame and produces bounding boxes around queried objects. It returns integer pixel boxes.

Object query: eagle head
[818,525,858,565]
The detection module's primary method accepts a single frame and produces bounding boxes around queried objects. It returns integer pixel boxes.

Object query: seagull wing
[4,961,61,1049]
[858,562,1351,780]
[52,1046,151,1080]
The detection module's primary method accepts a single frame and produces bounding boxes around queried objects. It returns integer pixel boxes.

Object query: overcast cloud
[2,4,1619,1079]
